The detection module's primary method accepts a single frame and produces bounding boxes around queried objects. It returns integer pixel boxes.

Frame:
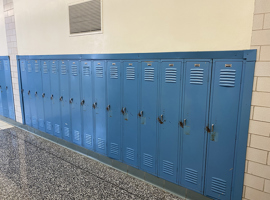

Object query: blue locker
[42,60,53,135]
[205,61,243,200]
[4,60,15,120]
[158,61,182,183]
[20,60,31,126]
[0,60,8,118]
[33,60,45,131]
[140,61,158,175]
[81,61,94,150]
[180,60,211,192]
[107,61,122,160]
[0,61,5,116]
[69,60,82,145]
[51,60,62,137]
[60,60,71,141]
[93,61,107,155]
[122,61,140,167]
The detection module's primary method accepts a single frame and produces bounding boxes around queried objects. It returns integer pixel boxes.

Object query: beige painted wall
[0,0,8,56]
[13,0,255,55]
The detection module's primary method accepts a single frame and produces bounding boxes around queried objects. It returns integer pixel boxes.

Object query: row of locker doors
[19,59,242,200]
[0,59,15,120]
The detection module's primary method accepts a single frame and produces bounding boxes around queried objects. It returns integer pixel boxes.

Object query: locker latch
[106,105,110,111]
[138,111,143,117]
[121,107,126,114]
[28,90,30,95]
[35,91,37,96]
[179,121,184,128]
[50,94,53,100]
[81,100,85,106]
[42,93,45,98]
[93,102,97,109]
[69,98,73,104]
[206,126,211,133]
[5,86,8,90]
[157,114,164,124]
[59,96,63,101]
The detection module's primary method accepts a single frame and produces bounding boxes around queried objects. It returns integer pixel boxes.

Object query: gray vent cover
[69,0,101,34]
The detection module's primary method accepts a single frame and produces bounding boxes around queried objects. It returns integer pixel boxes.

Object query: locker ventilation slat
[96,66,103,78]
[143,153,153,168]
[110,66,118,79]
[219,69,236,87]
[126,147,135,160]
[52,64,57,74]
[4,62,8,70]
[165,68,177,83]
[39,119,44,128]
[64,127,70,137]
[85,134,92,146]
[144,67,155,82]
[190,68,204,85]
[98,138,105,150]
[211,177,226,196]
[0,62,2,70]
[163,160,174,176]
[83,66,90,76]
[43,65,48,74]
[55,124,60,134]
[126,67,135,80]
[26,115,31,125]
[74,130,80,141]
[72,65,78,76]
[35,64,39,73]
[32,116,37,127]
[110,143,119,155]
[27,63,32,72]
[21,63,25,71]
[185,168,198,185]
[61,65,67,75]
[46,121,51,131]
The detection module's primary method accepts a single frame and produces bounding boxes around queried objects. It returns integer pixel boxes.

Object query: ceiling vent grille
[69,0,102,35]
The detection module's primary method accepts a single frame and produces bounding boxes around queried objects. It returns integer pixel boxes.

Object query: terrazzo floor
[0,120,183,200]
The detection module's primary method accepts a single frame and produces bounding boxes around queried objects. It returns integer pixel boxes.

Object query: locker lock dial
[69,98,73,104]
[59,96,63,101]
[106,105,110,111]
[50,94,53,100]
[81,100,85,105]
[93,102,97,109]
[28,90,30,95]
[42,93,45,98]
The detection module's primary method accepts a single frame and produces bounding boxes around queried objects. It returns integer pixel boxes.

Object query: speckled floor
[0,121,183,200]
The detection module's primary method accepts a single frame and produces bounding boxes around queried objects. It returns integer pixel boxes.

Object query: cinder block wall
[243,0,270,199]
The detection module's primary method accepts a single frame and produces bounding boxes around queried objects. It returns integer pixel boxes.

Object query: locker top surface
[0,56,9,60]
[16,50,256,61]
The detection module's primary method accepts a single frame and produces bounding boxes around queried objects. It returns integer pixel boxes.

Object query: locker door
[34,60,45,131]
[180,61,211,192]
[60,60,71,141]
[20,60,31,126]
[0,60,8,118]
[93,61,106,155]
[0,61,5,116]
[70,61,82,146]
[4,60,15,120]
[51,61,62,137]
[81,61,93,150]
[42,60,53,135]
[205,61,243,200]
[159,61,182,183]
[28,60,37,128]
[107,61,121,160]
[122,61,140,167]
[140,61,158,175]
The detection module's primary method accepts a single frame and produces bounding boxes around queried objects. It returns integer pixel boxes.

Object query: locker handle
[28,90,30,95]
[157,114,164,124]
[106,105,110,111]
[161,114,163,121]
[138,111,143,117]
[211,124,214,132]
[50,94,53,100]
[42,93,45,98]
[81,100,85,106]
[69,98,73,104]
[59,96,63,101]
[121,107,126,114]
[93,102,97,109]
[6,86,8,90]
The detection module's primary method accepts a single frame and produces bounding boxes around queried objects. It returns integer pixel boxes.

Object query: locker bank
[14,50,255,200]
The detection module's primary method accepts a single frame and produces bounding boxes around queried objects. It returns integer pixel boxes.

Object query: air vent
[96,66,103,78]
[4,62,8,70]
[74,130,80,141]
[143,153,153,168]
[110,66,118,79]
[211,177,226,196]
[43,64,48,74]
[163,160,174,176]
[72,65,78,76]
[190,68,204,85]
[35,64,39,73]
[21,62,25,71]
[0,62,2,70]
[144,67,154,82]
[165,68,177,83]
[32,116,37,127]
[52,64,57,74]
[55,124,60,134]
[61,65,67,75]
[98,138,105,150]
[126,67,135,80]
[85,134,92,145]
[39,119,44,128]
[64,127,70,137]
[110,143,119,155]
[219,69,236,87]
[46,121,52,131]
[83,66,90,76]
[69,0,101,34]
[185,168,198,185]
[27,63,32,72]
[126,147,135,160]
